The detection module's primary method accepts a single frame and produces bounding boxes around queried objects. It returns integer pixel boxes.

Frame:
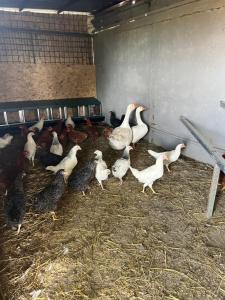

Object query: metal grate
[0,29,92,64]
[0,11,92,64]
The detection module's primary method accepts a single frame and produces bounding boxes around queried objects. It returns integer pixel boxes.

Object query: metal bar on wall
[180,116,225,173]
[0,26,91,38]
[3,112,8,125]
[180,115,225,218]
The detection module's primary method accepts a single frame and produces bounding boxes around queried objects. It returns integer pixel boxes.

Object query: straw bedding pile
[1,134,225,300]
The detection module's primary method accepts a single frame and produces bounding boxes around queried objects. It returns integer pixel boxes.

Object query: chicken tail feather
[147,149,161,159]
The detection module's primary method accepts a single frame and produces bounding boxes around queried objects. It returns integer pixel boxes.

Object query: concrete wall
[94,0,225,164]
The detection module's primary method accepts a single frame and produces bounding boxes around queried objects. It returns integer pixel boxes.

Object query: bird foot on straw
[50,212,59,221]
[16,224,22,235]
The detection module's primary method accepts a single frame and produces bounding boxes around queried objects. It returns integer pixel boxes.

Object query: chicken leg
[50,211,59,221]
[165,164,171,173]
[149,184,158,194]
[98,180,105,190]
[141,183,148,194]
[31,156,35,167]
[16,224,22,235]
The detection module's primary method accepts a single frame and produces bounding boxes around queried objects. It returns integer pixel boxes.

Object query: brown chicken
[51,120,64,136]
[84,118,99,143]
[36,126,53,149]
[59,127,69,148]
[19,125,36,138]
[66,124,88,144]
[103,127,113,139]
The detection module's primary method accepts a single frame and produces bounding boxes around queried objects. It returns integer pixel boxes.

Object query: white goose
[132,106,148,146]
[108,103,137,150]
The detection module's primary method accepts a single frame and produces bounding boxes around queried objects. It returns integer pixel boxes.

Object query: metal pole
[180,116,225,218]
[3,112,8,125]
[59,107,62,119]
[180,116,225,173]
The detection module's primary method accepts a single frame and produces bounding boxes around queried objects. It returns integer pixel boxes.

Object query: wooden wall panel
[0,64,96,101]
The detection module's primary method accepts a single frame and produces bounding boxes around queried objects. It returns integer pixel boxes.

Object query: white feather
[130,155,165,193]
[132,106,148,144]
[148,143,185,166]
[0,133,13,149]
[46,145,81,176]
[112,146,132,182]
[29,117,44,132]
[24,132,36,166]
[94,150,110,189]
[50,132,63,156]
[65,116,75,128]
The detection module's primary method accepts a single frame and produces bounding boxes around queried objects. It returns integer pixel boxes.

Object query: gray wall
[94,0,225,164]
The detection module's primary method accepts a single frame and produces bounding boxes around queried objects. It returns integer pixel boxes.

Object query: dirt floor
[1,131,225,300]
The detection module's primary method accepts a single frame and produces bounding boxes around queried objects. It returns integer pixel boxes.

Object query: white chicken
[94,150,110,190]
[46,145,81,176]
[24,132,36,166]
[0,133,13,149]
[130,154,166,194]
[112,145,133,185]
[29,116,45,132]
[50,131,63,156]
[148,143,185,172]
[108,103,137,150]
[132,106,148,146]
[65,115,75,128]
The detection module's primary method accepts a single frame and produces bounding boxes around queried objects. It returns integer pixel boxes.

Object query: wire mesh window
[0,12,92,64]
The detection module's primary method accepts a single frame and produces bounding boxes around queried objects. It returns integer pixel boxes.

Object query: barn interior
[0,0,225,299]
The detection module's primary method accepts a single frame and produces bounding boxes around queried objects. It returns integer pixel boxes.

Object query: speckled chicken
[69,160,96,195]
[112,146,133,184]
[33,170,66,220]
[4,172,26,234]
[94,150,110,190]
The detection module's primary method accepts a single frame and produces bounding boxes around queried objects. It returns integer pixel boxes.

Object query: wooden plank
[207,164,220,218]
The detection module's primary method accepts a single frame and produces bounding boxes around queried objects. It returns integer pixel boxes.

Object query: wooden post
[207,164,220,218]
